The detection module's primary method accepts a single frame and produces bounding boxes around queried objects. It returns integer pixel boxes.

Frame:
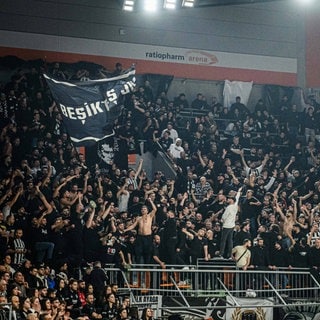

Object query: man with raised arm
[219,186,242,259]
[124,198,157,264]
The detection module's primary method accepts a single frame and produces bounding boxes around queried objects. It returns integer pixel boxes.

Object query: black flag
[44,68,136,146]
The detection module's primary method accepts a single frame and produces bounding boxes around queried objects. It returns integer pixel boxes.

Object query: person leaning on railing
[231,238,252,270]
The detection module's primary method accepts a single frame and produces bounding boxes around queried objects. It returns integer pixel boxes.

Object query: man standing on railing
[269,241,291,290]
[248,237,271,291]
[161,210,177,265]
[240,189,261,238]
[123,198,157,291]
[181,227,209,265]
[181,227,208,290]
[219,187,242,259]
[309,238,320,282]
[124,198,157,265]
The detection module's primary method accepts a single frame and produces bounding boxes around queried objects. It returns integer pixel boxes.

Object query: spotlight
[143,0,160,12]
[164,0,177,9]
[295,0,315,4]
[123,0,135,11]
[182,0,195,7]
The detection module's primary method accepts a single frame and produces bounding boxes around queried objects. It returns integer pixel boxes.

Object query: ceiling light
[182,0,195,7]
[164,0,177,9]
[123,0,135,11]
[295,0,315,4]
[143,0,159,12]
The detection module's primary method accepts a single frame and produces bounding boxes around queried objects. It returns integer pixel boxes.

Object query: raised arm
[53,174,77,199]
[33,211,48,228]
[291,198,297,221]
[275,199,285,222]
[124,218,139,233]
[197,150,206,168]
[134,159,144,180]
[97,176,104,198]
[6,185,23,209]
[101,202,114,221]
[239,149,249,172]
[40,160,53,187]
[310,149,318,166]
[116,181,129,199]
[263,175,276,192]
[85,207,96,229]
[181,227,194,240]
[299,190,314,203]
[283,157,294,177]
[307,224,316,246]
[273,182,282,199]
[35,184,53,215]
[234,186,243,206]
[133,99,146,114]
[0,189,12,208]
[82,171,90,195]
[167,179,175,199]
[148,198,157,219]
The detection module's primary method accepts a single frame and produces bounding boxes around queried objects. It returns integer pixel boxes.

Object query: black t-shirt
[32,225,50,243]
[290,243,310,268]
[310,246,320,268]
[189,236,208,258]
[101,242,122,265]
[83,227,102,252]
[207,238,219,258]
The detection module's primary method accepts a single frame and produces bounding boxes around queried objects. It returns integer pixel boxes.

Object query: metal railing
[127,268,316,298]
[152,141,177,179]
[101,262,320,320]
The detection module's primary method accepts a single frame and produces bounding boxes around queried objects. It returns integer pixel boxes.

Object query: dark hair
[106,293,115,301]
[241,221,250,229]
[40,298,51,311]
[141,308,153,320]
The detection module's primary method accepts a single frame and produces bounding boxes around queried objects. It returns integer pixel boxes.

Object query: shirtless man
[275,198,297,249]
[125,198,157,264]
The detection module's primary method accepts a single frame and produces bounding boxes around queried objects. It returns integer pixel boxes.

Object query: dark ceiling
[118,0,285,9]
[196,0,284,6]
[117,0,286,12]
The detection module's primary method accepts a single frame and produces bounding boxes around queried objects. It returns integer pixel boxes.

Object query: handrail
[154,141,175,166]
[102,265,320,319]
[153,141,177,178]
[169,275,190,307]
[216,277,240,306]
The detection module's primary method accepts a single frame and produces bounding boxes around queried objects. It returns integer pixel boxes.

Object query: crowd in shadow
[0,61,320,318]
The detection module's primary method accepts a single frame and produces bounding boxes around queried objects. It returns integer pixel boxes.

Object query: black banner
[44,69,136,146]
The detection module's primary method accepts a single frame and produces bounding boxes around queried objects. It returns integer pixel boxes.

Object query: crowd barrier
[101,261,320,319]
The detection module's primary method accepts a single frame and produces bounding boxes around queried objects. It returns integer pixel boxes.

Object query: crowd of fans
[0,60,320,318]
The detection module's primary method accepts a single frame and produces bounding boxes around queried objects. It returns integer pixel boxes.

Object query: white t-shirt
[221,191,241,228]
[169,143,184,159]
